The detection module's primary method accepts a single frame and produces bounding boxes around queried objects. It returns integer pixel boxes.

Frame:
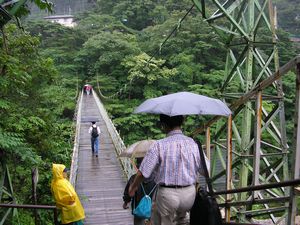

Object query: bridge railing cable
[69,91,83,186]
[93,92,135,179]
[0,203,58,225]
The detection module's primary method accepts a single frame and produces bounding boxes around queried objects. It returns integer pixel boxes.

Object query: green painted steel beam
[0,0,28,28]
[207,0,244,23]
[192,0,290,223]
[211,0,249,39]
[192,0,206,18]
[7,0,27,15]
[221,46,248,91]
[252,0,269,33]
[211,24,240,35]
[254,0,271,30]
[0,161,17,224]
[0,207,12,225]
[0,6,12,27]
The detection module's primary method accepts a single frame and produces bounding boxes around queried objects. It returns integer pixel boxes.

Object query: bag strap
[140,183,146,195]
[130,158,157,195]
[194,139,215,197]
[148,183,158,196]
[141,183,157,196]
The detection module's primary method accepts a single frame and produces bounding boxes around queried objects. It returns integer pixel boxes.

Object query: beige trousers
[152,185,196,225]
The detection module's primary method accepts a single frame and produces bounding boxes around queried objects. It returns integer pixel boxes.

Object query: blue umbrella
[134,92,231,117]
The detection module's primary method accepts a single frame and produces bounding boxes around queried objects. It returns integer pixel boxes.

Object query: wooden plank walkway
[75,94,133,225]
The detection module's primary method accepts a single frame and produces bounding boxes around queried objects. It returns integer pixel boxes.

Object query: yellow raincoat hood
[51,164,85,224]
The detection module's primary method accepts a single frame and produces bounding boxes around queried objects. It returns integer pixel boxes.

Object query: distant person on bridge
[129,114,209,225]
[51,164,85,225]
[83,84,92,95]
[123,157,157,225]
[88,121,101,157]
[86,85,92,95]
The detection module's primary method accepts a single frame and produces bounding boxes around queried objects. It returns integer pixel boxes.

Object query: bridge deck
[75,94,133,225]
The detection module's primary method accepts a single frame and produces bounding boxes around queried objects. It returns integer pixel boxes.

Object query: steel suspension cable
[147,4,194,64]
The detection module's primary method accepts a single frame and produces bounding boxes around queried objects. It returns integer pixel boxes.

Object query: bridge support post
[288,63,300,225]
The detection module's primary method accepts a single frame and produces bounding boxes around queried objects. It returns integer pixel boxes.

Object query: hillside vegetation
[0,0,299,223]
[273,0,300,36]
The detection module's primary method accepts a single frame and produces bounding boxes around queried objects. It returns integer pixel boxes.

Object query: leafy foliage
[1,0,299,223]
[0,21,77,224]
[273,0,300,36]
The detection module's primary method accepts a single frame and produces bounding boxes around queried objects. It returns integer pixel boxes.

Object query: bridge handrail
[93,93,135,179]
[69,91,83,186]
[0,203,58,225]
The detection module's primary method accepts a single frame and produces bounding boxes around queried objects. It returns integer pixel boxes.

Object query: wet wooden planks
[75,94,133,225]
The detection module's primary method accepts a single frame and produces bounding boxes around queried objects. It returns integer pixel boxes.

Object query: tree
[0,22,78,223]
[75,30,140,90]
[122,53,177,99]
[273,0,300,35]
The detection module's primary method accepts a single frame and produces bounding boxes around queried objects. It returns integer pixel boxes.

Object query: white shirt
[88,124,101,134]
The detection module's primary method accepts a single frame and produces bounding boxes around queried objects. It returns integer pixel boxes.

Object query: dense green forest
[0,0,299,223]
[273,0,300,36]
[29,0,300,37]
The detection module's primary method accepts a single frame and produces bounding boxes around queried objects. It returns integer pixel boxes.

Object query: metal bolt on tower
[192,0,291,224]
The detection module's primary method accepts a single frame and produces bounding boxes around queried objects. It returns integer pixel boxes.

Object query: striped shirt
[139,130,208,186]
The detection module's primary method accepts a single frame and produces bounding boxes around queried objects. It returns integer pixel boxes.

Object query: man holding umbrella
[128,92,231,225]
[129,114,206,225]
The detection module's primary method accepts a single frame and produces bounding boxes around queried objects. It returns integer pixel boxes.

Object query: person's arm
[88,127,92,134]
[129,170,144,197]
[123,175,135,202]
[129,142,159,197]
[123,175,135,209]
[97,127,101,134]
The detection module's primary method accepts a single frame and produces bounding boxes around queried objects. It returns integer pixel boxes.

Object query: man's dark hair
[92,121,96,124]
[160,114,184,129]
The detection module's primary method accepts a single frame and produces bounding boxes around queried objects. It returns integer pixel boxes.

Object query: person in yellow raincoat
[51,164,85,225]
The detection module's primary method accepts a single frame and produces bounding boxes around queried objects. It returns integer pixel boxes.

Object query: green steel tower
[192,0,291,224]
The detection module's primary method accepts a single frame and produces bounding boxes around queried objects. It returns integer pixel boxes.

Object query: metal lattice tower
[0,159,18,224]
[192,0,291,224]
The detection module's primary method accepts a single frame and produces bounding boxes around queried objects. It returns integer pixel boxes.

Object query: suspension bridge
[71,55,300,225]
[72,56,300,225]
[70,92,133,225]
[71,54,300,225]
[1,0,300,224]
